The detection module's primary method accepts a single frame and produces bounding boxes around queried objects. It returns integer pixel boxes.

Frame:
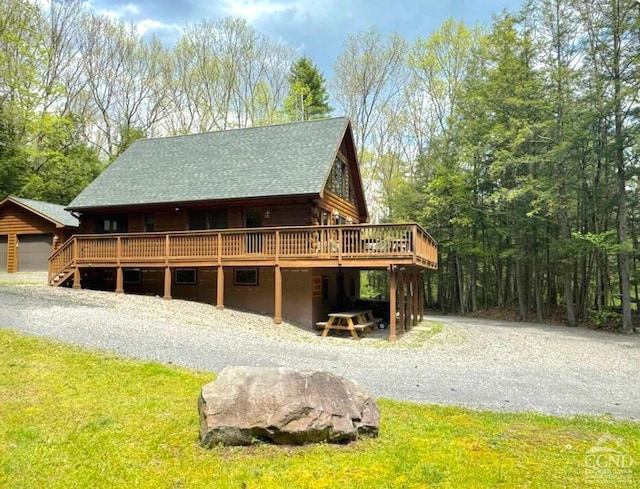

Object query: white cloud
[120,3,140,15]
[90,2,140,20]
[81,2,181,37]
[135,18,180,36]
[220,0,333,23]
[221,0,290,22]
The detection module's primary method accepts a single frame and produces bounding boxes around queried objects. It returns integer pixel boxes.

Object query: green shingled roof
[69,117,351,210]
[10,196,79,227]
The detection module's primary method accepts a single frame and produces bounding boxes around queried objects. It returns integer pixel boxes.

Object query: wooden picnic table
[320,310,381,340]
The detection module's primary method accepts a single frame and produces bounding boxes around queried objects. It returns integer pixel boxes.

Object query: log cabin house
[49,117,438,340]
[1,196,78,272]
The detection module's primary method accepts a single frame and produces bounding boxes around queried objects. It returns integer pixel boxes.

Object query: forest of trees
[1,0,638,331]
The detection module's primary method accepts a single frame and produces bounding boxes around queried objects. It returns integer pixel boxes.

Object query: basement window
[234,268,258,286]
[123,268,142,284]
[175,268,197,285]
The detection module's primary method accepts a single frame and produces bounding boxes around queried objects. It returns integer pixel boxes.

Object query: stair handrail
[48,236,76,283]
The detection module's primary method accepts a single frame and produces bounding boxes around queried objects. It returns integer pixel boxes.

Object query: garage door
[18,234,53,271]
[0,235,7,272]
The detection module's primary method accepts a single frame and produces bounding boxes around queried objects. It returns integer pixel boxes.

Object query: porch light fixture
[332,209,339,219]
[264,209,270,219]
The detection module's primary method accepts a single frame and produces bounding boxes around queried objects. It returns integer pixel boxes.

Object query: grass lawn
[1,329,638,488]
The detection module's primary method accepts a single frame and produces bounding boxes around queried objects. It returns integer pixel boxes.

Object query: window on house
[100,216,127,234]
[245,208,262,228]
[123,268,142,284]
[328,157,354,203]
[187,211,207,230]
[103,219,116,232]
[234,268,258,286]
[209,209,228,229]
[175,268,197,285]
[332,158,345,197]
[144,214,154,232]
[187,209,228,230]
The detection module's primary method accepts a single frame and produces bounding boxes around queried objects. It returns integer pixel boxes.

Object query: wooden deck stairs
[48,237,75,287]
[50,267,74,287]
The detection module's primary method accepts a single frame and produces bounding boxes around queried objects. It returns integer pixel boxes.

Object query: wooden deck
[48,223,437,284]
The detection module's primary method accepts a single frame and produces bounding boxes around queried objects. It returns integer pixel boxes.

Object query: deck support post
[72,266,81,289]
[115,236,123,293]
[412,268,418,327]
[406,268,413,330]
[411,268,417,327]
[406,268,412,329]
[115,267,124,294]
[418,270,425,322]
[398,267,405,334]
[163,266,171,300]
[216,265,224,310]
[72,238,81,289]
[274,265,282,324]
[389,265,397,342]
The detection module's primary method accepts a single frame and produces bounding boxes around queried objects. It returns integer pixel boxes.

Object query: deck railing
[48,237,75,281]
[48,223,438,283]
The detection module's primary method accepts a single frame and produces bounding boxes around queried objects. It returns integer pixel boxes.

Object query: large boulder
[198,366,380,447]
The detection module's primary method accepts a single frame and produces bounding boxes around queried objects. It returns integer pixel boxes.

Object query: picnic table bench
[318,310,383,340]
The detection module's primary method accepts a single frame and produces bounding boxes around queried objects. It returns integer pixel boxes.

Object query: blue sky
[87,0,525,77]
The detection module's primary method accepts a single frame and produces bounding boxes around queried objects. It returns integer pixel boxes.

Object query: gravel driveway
[1,274,639,420]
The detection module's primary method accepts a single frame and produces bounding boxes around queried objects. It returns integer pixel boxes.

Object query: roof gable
[1,196,78,228]
[69,117,352,210]
[320,122,368,221]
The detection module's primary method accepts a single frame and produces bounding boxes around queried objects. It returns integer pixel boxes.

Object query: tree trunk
[535,264,543,323]
[496,258,504,308]
[515,257,527,321]
[438,266,445,313]
[617,172,632,333]
[456,254,465,314]
[560,207,576,326]
[470,255,477,312]
[611,0,632,333]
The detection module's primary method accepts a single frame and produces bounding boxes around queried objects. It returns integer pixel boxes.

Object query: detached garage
[0,196,79,273]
